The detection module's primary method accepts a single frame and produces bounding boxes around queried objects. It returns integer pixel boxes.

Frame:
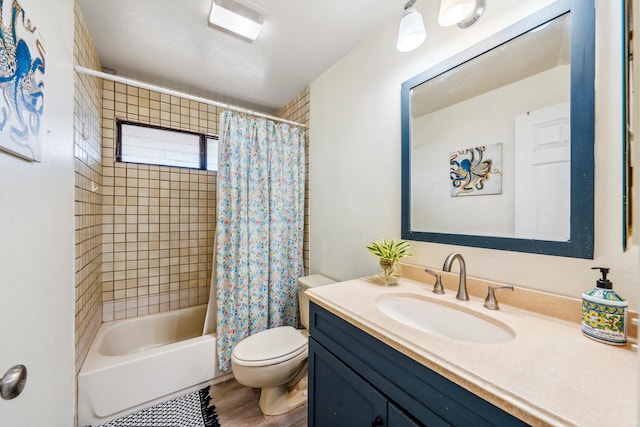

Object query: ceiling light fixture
[209,0,265,41]
[438,0,486,28]
[397,0,427,53]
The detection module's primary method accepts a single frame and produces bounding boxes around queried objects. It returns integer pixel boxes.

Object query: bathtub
[78,304,232,426]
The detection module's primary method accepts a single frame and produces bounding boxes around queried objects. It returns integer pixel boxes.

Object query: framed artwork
[0,0,45,161]
[450,143,502,197]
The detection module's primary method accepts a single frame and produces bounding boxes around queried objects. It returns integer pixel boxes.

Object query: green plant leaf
[366,237,413,261]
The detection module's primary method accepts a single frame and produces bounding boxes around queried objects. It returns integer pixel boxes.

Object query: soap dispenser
[581,267,628,345]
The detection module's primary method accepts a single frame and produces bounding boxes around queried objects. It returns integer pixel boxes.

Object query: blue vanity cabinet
[308,338,388,426]
[308,302,530,427]
[309,338,426,426]
[388,402,423,427]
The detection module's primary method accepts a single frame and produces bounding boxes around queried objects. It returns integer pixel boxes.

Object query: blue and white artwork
[0,0,45,161]
[450,143,502,197]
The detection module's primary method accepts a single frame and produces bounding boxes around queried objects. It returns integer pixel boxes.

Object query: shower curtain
[213,110,305,372]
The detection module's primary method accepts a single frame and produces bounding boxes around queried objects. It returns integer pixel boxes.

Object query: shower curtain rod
[74,66,307,128]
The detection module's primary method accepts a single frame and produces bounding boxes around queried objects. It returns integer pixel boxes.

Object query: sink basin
[375,295,515,343]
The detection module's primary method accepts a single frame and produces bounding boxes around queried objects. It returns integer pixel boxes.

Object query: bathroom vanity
[306,272,638,426]
[308,303,527,426]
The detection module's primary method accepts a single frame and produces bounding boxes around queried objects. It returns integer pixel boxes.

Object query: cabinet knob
[372,415,384,427]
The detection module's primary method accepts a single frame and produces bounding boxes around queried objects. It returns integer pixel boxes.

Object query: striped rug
[92,386,220,427]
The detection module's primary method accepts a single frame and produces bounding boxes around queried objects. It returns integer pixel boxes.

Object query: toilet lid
[232,326,307,366]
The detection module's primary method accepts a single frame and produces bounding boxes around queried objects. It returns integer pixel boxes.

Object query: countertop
[306,274,638,427]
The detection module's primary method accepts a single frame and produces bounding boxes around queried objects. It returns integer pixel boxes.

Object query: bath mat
[92,386,220,427]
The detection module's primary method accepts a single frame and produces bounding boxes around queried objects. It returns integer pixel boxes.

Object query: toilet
[231,274,336,415]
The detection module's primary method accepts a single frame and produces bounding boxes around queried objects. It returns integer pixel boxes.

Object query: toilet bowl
[231,274,336,415]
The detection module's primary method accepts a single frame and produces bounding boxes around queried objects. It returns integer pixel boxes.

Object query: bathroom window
[117,121,218,171]
[205,136,218,171]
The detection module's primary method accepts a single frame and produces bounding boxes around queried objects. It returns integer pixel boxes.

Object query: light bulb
[397,7,427,52]
[438,0,476,27]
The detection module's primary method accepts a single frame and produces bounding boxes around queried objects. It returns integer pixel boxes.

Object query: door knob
[371,415,383,426]
[1,364,27,400]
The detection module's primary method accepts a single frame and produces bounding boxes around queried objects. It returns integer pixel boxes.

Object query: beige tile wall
[74,2,103,373]
[101,84,219,321]
[101,88,311,320]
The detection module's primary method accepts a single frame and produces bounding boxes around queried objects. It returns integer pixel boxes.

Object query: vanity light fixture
[209,0,265,41]
[397,0,427,53]
[438,0,486,29]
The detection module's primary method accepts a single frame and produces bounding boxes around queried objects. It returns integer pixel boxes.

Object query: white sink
[375,294,515,344]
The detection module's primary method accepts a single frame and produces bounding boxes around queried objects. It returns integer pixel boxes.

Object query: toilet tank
[298,274,336,330]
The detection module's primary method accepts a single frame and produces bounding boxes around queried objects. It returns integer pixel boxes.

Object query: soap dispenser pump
[581,267,628,345]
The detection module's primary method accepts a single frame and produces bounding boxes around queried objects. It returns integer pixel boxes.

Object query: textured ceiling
[77,0,404,113]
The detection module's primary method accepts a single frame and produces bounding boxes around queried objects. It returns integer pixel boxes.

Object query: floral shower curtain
[215,110,305,372]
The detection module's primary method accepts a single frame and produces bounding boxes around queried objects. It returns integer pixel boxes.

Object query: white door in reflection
[514,103,570,241]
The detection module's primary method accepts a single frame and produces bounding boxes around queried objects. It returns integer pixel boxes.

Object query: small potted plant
[366,237,412,285]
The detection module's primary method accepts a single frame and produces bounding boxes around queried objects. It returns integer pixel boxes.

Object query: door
[0,116,76,421]
[0,132,77,425]
[309,338,387,427]
[514,103,571,241]
[0,0,76,424]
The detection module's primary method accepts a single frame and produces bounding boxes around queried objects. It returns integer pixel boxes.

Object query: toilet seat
[232,326,307,367]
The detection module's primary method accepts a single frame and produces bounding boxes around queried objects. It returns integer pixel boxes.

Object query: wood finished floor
[209,379,307,427]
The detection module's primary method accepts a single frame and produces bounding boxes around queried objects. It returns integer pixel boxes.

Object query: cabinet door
[388,402,427,427]
[309,338,387,427]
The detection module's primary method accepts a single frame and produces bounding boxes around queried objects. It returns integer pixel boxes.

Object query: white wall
[0,0,75,424]
[309,0,640,309]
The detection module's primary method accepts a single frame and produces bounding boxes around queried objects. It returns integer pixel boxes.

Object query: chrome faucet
[442,253,468,301]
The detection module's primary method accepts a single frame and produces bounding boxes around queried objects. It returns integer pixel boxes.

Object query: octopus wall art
[0,0,45,161]
[449,143,502,197]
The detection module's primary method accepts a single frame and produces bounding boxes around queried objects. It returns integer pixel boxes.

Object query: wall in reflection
[411,65,569,237]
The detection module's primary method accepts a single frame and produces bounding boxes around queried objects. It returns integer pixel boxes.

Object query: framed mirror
[401,0,595,259]
[624,0,636,248]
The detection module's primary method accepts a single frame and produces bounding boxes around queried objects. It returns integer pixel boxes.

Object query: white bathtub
[78,304,232,426]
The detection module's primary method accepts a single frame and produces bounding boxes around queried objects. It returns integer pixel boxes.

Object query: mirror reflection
[410,13,571,241]
[401,0,595,259]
